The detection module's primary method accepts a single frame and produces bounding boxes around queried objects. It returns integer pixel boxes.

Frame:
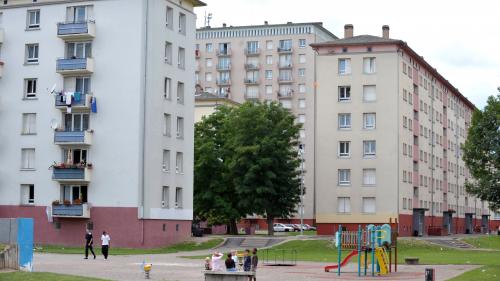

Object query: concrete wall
[0,219,17,245]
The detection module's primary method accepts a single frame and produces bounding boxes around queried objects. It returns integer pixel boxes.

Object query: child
[225,253,236,271]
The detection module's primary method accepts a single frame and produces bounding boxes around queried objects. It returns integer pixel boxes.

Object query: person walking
[250,248,258,281]
[84,229,96,259]
[101,231,111,260]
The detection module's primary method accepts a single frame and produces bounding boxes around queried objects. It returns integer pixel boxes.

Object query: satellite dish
[50,119,59,130]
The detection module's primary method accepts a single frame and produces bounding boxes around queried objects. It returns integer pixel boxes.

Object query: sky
[194,0,500,108]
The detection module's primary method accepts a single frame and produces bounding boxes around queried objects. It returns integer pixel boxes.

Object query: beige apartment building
[195,22,337,225]
[312,25,499,236]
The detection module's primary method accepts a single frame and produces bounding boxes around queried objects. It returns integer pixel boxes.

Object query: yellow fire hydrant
[143,263,152,279]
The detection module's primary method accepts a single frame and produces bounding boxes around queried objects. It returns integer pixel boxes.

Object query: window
[363,140,376,157]
[337,197,351,213]
[26,44,39,63]
[278,39,292,51]
[265,85,272,95]
[176,152,183,173]
[338,113,351,129]
[69,6,87,23]
[162,186,169,208]
[24,79,37,99]
[403,116,408,128]
[299,54,306,63]
[21,148,35,170]
[205,72,212,82]
[22,113,36,135]
[163,113,171,136]
[299,84,306,93]
[403,198,407,210]
[162,150,170,172]
[178,47,185,69]
[298,99,306,109]
[266,55,273,65]
[178,13,186,34]
[206,58,212,67]
[164,77,172,99]
[177,82,184,104]
[246,41,259,54]
[298,68,305,77]
[299,39,306,48]
[166,6,173,28]
[62,148,87,164]
[64,113,89,131]
[280,100,291,109]
[175,187,183,208]
[403,62,407,74]
[266,40,273,50]
[363,85,376,102]
[339,141,350,157]
[363,113,376,129]
[205,43,213,52]
[338,169,351,185]
[75,77,91,94]
[265,70,273,80]
[298,114,306,124]
[27,10,40,29]
[362,197,376,213]
[20,184,35,205]
[164,41,172,64]
[363,57,376,73]
[338,86,351,101]
[299,129,305,138]
[338,58,351,75]
[176,117,184,138]
[363,169,376,186]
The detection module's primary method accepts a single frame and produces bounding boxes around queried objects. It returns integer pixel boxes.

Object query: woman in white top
[101,231,111,260]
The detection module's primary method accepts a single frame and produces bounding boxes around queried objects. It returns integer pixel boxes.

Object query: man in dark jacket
[250,248,258,281]
[84,229,96,259]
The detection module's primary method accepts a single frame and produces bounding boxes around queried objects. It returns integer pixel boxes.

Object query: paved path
[33,252,478,281]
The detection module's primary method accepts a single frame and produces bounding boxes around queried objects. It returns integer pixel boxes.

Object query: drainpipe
[396,48,401,234]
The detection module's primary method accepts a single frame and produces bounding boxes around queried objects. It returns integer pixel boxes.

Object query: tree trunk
[267,216,274,236]
[227,219,238,235]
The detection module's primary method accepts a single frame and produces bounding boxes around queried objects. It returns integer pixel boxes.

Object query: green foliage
[194,102,302,233]
[0,272,109,281]
[462,94,500,210]
[462,235,500,250]
[449,265,500,281]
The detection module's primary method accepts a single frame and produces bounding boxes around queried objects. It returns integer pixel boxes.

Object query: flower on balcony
[63,199,71,205]
[52,200,61,206]
[50,161,93,169]
[73,198,82,205]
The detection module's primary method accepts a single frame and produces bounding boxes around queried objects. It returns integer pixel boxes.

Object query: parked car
[191,225,204,237]
[286,224,300,232]
[273,223,294,232]
[293,224,308,231]
[303,224,317,231]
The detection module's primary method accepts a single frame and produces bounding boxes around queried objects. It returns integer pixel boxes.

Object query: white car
[273,223,294,232]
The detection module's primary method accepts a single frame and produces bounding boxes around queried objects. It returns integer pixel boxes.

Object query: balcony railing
[244,63,260,70]
[278,76,293,83]
[245,48,261,56]
[52,166,91,182]
[278,63,293,69]
[277,47,293,53]
[57,21,95,40]
[216,79,231,86]
[244,92,259,100]
[52,203,90,218]
[244,78,259,85]
[413,145,419,162]
[216,63,231,71]
[56,57,94,76]
[216,49,232,56]
[54,130,93,146]
[0,28,4,44]
[278,90,293,99]
[55,92,92,111]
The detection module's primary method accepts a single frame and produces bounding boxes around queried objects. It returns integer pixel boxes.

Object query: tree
[225,102,302,235]
[193,106,243,234]
[462,94,500,210]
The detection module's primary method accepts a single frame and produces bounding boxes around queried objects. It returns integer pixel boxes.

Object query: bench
[405,257,419,265]
[204,270,255,281]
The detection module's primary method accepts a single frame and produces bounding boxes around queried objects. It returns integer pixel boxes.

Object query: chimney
[222,23,226,28]
[382,25,390,39]
[264,21,268,25]
[344,24,353,38]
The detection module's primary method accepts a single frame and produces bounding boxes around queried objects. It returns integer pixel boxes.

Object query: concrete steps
[240,238,270,248]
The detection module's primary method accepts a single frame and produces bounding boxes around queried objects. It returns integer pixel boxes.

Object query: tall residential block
[312,25,498,236]
[0,0,205,247]
[195,22,338,226]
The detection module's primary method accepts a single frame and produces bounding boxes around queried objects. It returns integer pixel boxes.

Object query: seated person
[211,252,224,271]
[225,253,236,271]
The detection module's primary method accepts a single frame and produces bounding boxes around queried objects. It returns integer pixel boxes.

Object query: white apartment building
[312,25,498,236]
[0,0,204,248]
[195,22,338,227]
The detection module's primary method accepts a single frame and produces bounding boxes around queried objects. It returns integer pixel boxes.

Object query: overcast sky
[195,0,500,108]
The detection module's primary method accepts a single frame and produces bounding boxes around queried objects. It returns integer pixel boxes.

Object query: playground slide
[324,250,358,272]
[375,247,389,275]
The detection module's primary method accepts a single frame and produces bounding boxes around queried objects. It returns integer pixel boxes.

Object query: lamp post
[299,144,305,236]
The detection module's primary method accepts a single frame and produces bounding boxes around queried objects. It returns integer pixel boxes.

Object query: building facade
[312,25,498,236]
[0,0,204,247]
[195,22,337,226]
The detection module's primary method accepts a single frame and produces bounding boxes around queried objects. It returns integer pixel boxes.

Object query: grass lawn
[0,272,109,281]
[462,235,500,250]
[284,230,317,236]
[35,238,223,255]
[449,265,500,281]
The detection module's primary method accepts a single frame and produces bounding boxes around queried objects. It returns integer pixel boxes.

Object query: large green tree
[462,94,500,210]
[225,102,302,235]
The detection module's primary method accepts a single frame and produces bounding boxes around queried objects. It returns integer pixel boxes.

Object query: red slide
[324,250,358,272]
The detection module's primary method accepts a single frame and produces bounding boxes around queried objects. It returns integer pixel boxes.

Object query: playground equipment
[324,224,398,277]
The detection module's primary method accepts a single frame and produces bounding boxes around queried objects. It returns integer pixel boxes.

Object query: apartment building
[0,0,204,247]
[311,25,498,236]
[195,22,338,226]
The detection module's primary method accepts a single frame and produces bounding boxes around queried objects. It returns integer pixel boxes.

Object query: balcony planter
[52,203,90,218]
[51,162,92,182]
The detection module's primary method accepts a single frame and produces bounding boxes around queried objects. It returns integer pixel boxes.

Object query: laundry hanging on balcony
[90,97,97,113]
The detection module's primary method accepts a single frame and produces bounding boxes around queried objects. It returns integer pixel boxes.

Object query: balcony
[216,63,231,71]
[244,63,260,70]
[278,76,293,83]
[413,173,419,187]
[278,90,293,99]
[0,28,4,43]
[413,145,419,162]
[443,180,448,193]
[245,48,260,56]
[244,78,259,85]
[412,68,419,85]
[54,130,93,146]
[52,203,90,218]
[278,62,293,69]
[244,92,259,100]
[216,78,231,86]
[277,47,293,53]
[413,119,419,136]
[55,93,92,112]
[216,49,231,57]
[413,94,419,111]
[57,21,95,41]
[413,196,419,208]
[52,166,91,182]
[56,58,94,76]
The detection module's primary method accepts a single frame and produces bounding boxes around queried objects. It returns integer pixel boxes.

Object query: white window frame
[26,44,39,64]
[165,6,173,28]
[162,186,170,208]
[363,140,376,157]
[363,57,376,74]
[20,184,35,205]
[164,41,172,64]
[175,187,183,208]
[162,150,170,172]
[176,117,184,138]
[338,113,351,129]
[21,148,35,170]
[338,86,351,102]
[337,197,351,213]
[363,113,376,129]
[265,70,273,80]
[363,85,377,102]
[176,152,184,174]
[164,77,172,100]
[338,58,351,75]
[362,197,376,213]
[299,39,306,48]
[22,113,37,135]
[24,79,37,99]
[338,169,351,186]
[362,169,376,186]
[338,141,350,158]
[27,9,40,29]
